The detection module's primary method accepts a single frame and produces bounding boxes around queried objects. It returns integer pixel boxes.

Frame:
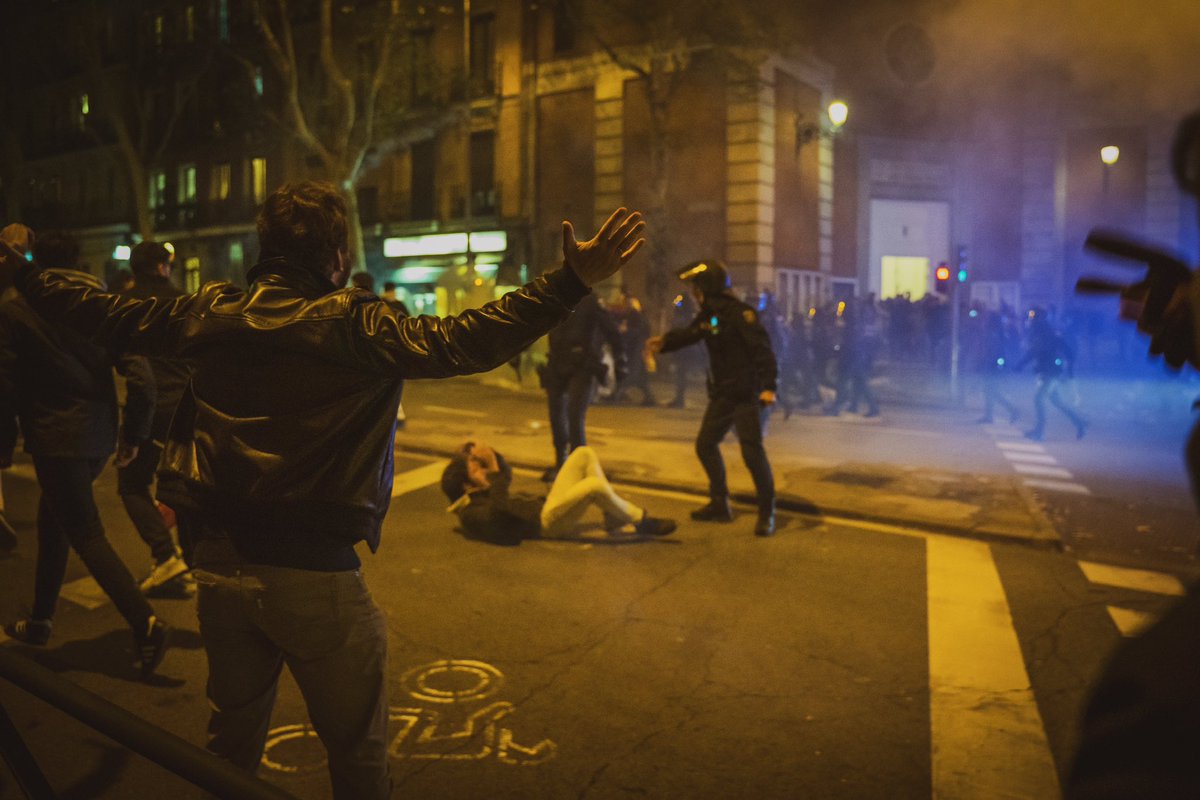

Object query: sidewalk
[397,370,1064,550]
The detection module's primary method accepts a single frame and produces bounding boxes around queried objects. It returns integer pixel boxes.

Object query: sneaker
[139,553,189,593]
[4,618,52,646]
[135,616,170,679]
[690,500,734,522]
[754,512,777,537]
[145,570,196,599]
[634,515,677,537]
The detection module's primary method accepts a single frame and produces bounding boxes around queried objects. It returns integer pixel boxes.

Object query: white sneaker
[139,554,189,593]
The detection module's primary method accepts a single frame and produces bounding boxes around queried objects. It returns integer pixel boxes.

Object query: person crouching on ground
[441,440,676,545]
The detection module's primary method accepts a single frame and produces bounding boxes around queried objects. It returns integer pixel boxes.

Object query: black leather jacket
[0,273,153,460]
[19,258,588,558]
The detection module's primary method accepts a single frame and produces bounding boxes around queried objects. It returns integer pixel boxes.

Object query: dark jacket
[453,456,543,545]
[545,292,625,385]
[18,258,587,563]
[659,292,778,399]
[122,273,190,438]
[0,273,153,460]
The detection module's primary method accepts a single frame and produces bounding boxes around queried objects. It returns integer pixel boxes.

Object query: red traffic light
[935,264,951,281]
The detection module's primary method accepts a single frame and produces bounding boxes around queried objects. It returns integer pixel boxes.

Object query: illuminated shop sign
[383,230,507,258]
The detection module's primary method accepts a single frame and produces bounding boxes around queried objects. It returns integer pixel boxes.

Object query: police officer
[646,260,779,536]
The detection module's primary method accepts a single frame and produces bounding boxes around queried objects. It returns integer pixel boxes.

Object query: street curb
[396,443,1064,552]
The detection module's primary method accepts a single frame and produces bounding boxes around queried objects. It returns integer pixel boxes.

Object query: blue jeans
[192,559,390,800]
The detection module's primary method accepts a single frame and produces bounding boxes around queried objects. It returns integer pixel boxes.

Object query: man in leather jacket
[646,259,779,537]
[4,181,645,800]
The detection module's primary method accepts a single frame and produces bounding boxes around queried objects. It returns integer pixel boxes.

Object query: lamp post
[1100,144,1120,192]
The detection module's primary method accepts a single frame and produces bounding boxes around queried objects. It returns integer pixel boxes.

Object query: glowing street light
[828,100,849,129]
[1100,145,1120,166]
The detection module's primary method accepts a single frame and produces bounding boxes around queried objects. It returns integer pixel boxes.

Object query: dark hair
[129,241,171,278]
[350,271,376,292]
[32,230,80,269]
[383,281,398,292]
[256,181,348,276]
[440,453,471,502]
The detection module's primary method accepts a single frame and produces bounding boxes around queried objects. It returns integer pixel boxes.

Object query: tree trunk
[342,182,367,274]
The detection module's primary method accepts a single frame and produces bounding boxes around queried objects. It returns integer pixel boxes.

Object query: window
[229,241,244,271]
[178,164,197,204]
[553,1,575,54]
[410,29,434,104]
[184,257,201,293]
[254,65,264,96]
[251,157,267,204]
[211,162,231,201]
[470,131,496,215]
[469,13,495,96]
[217,0,229,42]
[153,14,164,49]
[185,5,195,42]
[149,170,166,209]
[75,93,89,130]
[410,140,435,220]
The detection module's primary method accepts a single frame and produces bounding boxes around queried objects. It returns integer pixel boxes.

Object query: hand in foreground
[562,208,646,287]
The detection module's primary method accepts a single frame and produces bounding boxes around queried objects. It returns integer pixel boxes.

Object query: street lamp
[1100,145,1120,192]
[796,100,850,150]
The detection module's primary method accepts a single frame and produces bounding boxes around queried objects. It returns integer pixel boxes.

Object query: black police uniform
[659,288,778,531]
[540,292,626,475]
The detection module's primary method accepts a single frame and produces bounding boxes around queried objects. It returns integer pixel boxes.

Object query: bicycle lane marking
[927,535,1060,798]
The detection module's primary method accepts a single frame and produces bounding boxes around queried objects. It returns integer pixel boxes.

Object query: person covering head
[129,241,172,279]
[440,452,471,503]
[677,259,731,296]
[255,180,349,283]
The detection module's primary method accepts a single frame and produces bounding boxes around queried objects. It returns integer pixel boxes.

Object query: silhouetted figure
[610,286,657,406]
[1019,309,1087,441]
[975,309,1020,424]
[825,298,879,417]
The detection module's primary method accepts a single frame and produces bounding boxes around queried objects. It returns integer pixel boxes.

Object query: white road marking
[392,460,449,497]
[1011,464,1074,479]
[421,405,489,418]
[926,536,1060,799]
[60,577,109,610]
[1079,561,1187,597]
[1106,606,1156,637]
[996,441,1047,453]
[1002,452,1059,465]
[1021,479,1091,495]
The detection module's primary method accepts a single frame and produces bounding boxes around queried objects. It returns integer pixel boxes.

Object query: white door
[868,199,950,298]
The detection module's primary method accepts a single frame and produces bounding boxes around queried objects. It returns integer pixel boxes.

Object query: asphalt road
[0,445,1178,799]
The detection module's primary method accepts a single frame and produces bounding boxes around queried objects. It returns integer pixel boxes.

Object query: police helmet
[676,259,731,295]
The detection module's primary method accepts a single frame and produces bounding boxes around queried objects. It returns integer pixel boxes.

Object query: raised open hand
[562,208,646,287]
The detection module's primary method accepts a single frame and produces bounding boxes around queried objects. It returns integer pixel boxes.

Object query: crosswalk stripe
[1002,452,1059,465]
[1011,463,1074,479]
[926,536,1060,798]
[421,404,489,418]
[1080,561,1187,597]
[60,576,109,610]
[1022,478,1091,495]
[1106,606,1156,637]
[391,460,449,497]
[996,442,1047,452]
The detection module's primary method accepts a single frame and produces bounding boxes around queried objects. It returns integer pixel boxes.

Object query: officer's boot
[754,501,776,537]
[690,497,734,522]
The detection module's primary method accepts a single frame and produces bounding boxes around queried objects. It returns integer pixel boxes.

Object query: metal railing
[0,648,296,800]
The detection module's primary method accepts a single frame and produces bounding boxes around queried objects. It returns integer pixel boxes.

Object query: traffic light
[956,245,969,283]
[934,262,951,295]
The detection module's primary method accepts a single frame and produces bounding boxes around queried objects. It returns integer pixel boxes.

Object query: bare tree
[564,0,783,316]
[245,0,428,272]
[71,1,210,240]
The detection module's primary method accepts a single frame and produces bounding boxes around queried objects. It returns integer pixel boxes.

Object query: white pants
[539,447,642,537]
